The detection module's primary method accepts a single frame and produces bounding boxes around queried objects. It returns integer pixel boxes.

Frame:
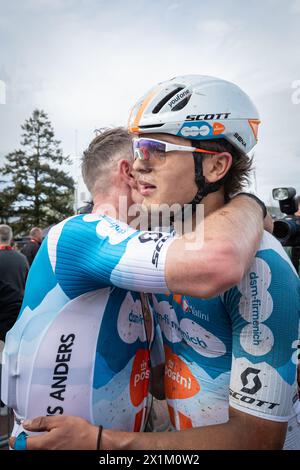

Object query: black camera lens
[273,219,300,245]
[273,220,291,242]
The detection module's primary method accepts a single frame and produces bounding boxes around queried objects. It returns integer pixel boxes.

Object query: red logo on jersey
[173,294,183,306]
[168,404,193,430]
[164,346,200,399]
[173,294,189,312]
[130,349,150,407]
[134,407,147,431]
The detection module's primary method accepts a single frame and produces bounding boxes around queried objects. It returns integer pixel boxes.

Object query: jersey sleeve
[223,237,300,422]
[47,214,174,298]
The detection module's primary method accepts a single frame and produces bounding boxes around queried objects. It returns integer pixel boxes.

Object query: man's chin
[131,189,144,205]
[140,199,152,212]
[141,198,184,214]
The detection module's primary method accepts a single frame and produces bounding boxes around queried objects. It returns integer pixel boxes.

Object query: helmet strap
[189,150,226,209]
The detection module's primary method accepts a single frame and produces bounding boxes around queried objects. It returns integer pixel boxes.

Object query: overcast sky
[0,0,299,204]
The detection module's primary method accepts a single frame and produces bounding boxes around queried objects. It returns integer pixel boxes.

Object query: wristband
[234,192,267,219]
[13,431,28,451]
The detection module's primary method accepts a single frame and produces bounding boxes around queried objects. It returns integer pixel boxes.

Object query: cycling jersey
[1,213,173,438]
[152,231,300,438]
[2,214,299,448]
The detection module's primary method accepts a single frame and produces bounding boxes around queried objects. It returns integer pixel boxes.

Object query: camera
[272,187,300,272]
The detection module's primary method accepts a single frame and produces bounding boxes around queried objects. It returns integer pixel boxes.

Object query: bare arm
[166,195,264,298]
[102,407,287,450]
[47,197,265,300]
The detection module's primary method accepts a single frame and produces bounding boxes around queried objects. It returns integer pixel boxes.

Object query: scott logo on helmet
[186,113,231,121]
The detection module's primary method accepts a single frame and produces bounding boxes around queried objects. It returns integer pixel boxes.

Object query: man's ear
[118,159,136,188]
[202,152,232,183]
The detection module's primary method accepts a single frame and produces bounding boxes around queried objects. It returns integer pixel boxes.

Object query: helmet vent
[171,95,191,111]
[139,123,165,129]
[152,87,184,114]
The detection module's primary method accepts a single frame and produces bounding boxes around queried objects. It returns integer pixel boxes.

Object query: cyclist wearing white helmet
[128,74,260,207]
[126,75,299,450]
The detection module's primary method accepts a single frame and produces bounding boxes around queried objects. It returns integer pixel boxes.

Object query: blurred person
[0,224,28,413]
[21,227,43,266]
[295,198,300,217]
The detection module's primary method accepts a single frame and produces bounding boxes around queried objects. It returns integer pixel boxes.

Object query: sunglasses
[132,137,221,165]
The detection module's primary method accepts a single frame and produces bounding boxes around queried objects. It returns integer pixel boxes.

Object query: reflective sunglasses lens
[133,139,166,163]
[133,146,149,160]
[144,139,166,153]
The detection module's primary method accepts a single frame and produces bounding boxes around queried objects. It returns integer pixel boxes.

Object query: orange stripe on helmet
[248,119,261,141]
[128,88,159,134]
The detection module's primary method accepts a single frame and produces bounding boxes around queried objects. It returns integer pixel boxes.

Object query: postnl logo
[130,349,150,407]
[164,346,200,399]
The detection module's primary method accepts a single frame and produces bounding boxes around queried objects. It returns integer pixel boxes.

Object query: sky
[0,0,300,206]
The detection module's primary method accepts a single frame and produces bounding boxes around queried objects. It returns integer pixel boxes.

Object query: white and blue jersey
[1,213,173,437]
[1,213,299,448]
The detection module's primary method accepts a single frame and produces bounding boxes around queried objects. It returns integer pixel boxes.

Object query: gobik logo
[240,367,262,395]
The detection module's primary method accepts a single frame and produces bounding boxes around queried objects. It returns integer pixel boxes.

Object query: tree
[0,183,15,224]
[0,109,75,235]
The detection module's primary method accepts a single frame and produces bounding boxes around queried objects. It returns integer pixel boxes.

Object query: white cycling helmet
[128,75,260,155]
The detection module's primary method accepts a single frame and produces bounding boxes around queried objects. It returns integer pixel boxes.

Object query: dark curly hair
[193,138,254,200]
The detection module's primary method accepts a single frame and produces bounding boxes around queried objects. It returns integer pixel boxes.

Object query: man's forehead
[138,133,192,146]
